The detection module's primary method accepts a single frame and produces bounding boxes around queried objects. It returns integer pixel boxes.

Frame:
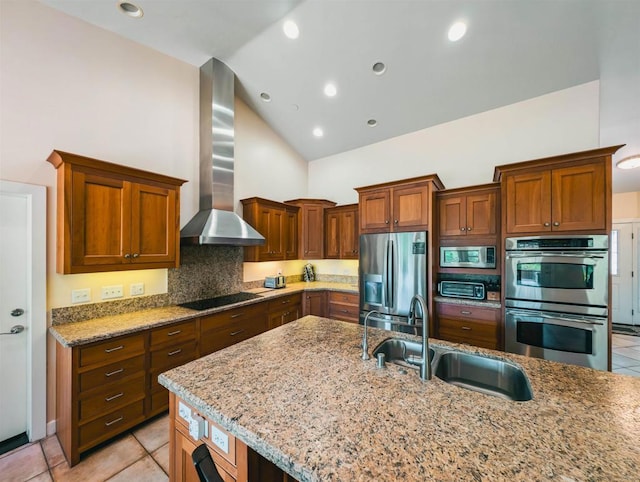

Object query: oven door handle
[507,309,606,326]
[506,252,606,259]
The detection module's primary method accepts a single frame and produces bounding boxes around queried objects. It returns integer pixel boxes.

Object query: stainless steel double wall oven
[504,235,609,370]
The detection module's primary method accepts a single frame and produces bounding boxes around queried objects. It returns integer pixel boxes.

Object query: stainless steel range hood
[181,58,265,246]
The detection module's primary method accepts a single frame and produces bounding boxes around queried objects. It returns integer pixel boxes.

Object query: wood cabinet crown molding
[354,173,445,193]
[47,150,186,274]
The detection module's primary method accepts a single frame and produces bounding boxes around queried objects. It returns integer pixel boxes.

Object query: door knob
[11,308,24,317]
[0,325,25,335]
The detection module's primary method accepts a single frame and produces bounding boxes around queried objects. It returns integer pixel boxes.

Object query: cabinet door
[438,196,466,237]
[360,189,390,232]
[505,171,552,234]
[340,208,359,259]
[173,430,234,482]
[285,208,298,259]
[301,205,325,259]
[130,182,177,264]
[303,291,326,317]
[324,212,340,259]
[71,170,131,268]
[466,191,496,235]
[392,184,430,231]
[256,207,285,261]
[551,162,605,231]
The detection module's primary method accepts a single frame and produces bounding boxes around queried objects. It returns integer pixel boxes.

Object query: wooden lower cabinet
[303,290,327,317]
[328,291,359,323]
[436,303,501,350]
[170,394,296,482]
[200,304,267,357]
[267,294,302,329]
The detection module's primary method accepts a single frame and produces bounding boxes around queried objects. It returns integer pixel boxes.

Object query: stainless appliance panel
[440,245,496,269]
[505,251,608,307]
[359,231,427,330]
[505,234,608,251]
[505,308,607,370]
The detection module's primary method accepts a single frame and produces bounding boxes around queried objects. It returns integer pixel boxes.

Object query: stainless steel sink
[434,352,533,401]
[372,338,435,369]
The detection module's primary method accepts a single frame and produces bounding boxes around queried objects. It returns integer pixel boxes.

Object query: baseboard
[46,420,56,436]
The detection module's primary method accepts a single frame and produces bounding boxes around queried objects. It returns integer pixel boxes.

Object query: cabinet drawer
[150,320,196,348]
[79,400,145,449]
[328,291,359,305]
[200,304,265,333]
[150,389,169,414]
[200,317,267,357]
[150,340,197,372]
[267,294,302,312]
[79,354,145,393]
[79,333,146,368]
[79,375,146,421]
[328,303,359,323]
[436,304,498,322]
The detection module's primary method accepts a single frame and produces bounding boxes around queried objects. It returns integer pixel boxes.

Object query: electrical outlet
[101,285,123,300]
[130,283,144,296]
[178,401,191,422]
[211,425,229,453]
[71,288,91,304]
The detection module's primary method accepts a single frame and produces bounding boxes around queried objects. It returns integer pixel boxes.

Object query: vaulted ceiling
[39,0,640,192]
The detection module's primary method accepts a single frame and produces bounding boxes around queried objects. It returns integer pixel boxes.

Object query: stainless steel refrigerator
[359,231,427,334]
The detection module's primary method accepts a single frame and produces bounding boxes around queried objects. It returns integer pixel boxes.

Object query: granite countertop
[434,295,501,309]
[159,316,640,482]
[49,282,357,347]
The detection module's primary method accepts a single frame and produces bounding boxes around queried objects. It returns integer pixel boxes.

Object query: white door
[0,180,46,443]
[612,222,638,326]
[0,191,29,441]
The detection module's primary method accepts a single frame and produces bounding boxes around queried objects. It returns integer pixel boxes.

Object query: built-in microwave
[440,246,496,269]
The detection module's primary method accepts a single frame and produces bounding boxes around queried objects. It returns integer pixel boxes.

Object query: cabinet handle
[105,392,124,402]
[230,329,245,336]
[105,368,124,377]
[460,326,472,331]
[544,222,551,227]
[230,313,242,319]
[132,253,139,258]
[467,227,472,231]
[553,222,560,227]
[105,416,124,427]
[168,349,182,356]
[167,330,182,336]
[341,309,348,313]
[105,345,124,353]
[460,310,472,315]
[281,300,290,304]
[305,250,308,254]
[460,227,466,231]
[124,254,131,259]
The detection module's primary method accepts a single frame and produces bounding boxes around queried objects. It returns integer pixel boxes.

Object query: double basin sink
[372,338,533,401]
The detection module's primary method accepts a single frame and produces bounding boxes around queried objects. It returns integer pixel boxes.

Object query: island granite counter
[159,316,640,481]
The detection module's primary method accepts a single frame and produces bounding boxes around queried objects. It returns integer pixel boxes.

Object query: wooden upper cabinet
[47,150,185,274]
[285,199,336,259]
[438,185,498,237]
[241,198,298,262]
[356,175,444,234]
[324,204,359,259]
[495,146,622,235]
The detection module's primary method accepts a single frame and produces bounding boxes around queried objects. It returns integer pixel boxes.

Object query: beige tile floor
[0,414,169,482]
[2,336,640,481]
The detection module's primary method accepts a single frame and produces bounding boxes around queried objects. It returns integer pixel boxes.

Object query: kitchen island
[159,316,640,481]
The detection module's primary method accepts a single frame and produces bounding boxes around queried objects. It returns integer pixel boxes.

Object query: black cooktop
[178,292,262,311]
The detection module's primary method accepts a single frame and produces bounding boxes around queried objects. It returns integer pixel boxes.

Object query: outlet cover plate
[101,285,123,300]
[71,288,91,304]
[130,283,144,296]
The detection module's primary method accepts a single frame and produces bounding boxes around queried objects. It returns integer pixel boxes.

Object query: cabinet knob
[132,253,139,258]
[467,227,472,231]
[553,222,560,227]
[544,222,551,227]
[460,227,466,231]
[385,220,389,224]
[394,219,398,224]
[124,253,131,259]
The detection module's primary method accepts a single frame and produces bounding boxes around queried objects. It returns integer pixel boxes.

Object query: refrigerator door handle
[387,239,395,308]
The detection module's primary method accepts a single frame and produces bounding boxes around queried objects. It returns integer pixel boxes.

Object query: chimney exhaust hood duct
[180,58,265,246]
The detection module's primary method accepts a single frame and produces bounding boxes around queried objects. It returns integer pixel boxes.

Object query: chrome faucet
[405,294,431,380]
[361,310,381,360]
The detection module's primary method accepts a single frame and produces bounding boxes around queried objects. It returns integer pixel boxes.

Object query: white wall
[308,82,600,203]
[613,192,640,220]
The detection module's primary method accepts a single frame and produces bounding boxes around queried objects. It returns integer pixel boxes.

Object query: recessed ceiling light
[118,1,143,18]
[616,155,640,170]
[448,21,467,41]
[283,20,299,39]
[260,92,271,102]
[367,119,378,127]
[324,83,337,97]
[312,127,324,138]
[372,62,386,75]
